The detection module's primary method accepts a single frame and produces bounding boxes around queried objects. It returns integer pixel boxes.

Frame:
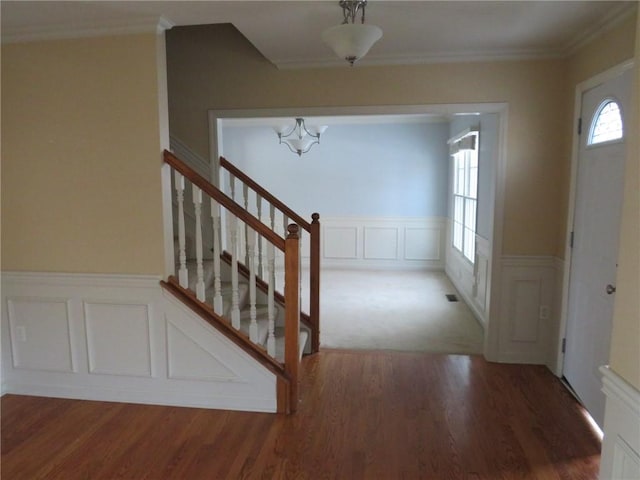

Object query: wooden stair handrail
[164,150,285,251]
[220,156,311,232]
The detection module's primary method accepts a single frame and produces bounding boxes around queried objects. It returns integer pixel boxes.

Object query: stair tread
[239,316,270,346]
[274,330,309,363]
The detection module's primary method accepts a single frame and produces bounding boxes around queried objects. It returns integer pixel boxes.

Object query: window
[451,132,479,264]
[588,100,623,145]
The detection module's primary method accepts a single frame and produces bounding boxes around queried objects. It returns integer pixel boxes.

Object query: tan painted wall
[1,33,167,275]
[608,13,640,391]
[167,24,568,256]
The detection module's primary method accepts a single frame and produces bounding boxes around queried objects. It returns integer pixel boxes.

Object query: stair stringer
[161,289,278,412]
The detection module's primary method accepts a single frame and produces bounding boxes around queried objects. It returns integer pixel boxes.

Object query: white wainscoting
[496,256,558,365]
[320,216,446,270]
[1,272,277,412]
[600,367,640,480]
[445,231,491,327]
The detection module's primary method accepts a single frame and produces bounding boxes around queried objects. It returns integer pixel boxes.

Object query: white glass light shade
[306,125,328,136]
[274,124,290,135]
[286,137,315,153]
[322,23,382,65]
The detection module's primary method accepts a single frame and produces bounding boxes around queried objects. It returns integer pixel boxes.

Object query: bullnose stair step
[274,329,309,363]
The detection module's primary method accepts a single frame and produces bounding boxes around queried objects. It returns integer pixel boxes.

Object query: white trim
[169,135,210,179]
[564,4,638,57]
[601,366,640,418]
[210,102,508,362]
[556,59,635,376]
[1,271,278,412]
[319,216,447,270]
[2,16,174,44]
[599,366,640,480]
[500,255,558,268]
[447,126,479,145]
[492,255,557,365]
[483,104,508,363]
[274,48,569,71]
[1,271,162,289]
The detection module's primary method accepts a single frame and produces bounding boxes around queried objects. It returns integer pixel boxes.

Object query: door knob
[606,284,616,295]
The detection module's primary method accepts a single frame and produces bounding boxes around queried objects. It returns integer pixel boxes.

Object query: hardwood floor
[2,351,601,479]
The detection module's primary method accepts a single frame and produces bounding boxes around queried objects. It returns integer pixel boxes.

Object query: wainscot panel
[496,256,557,365]
[321,217,446,270]
[0,272,277,412]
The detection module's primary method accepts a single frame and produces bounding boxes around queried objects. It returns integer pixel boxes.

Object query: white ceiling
[1,1,637,69]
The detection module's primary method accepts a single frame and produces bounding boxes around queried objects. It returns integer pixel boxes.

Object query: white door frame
[208,103,508,362]
[554,59,635,376]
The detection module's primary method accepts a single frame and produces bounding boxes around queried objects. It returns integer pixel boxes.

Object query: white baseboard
[1,271,277,412]
[600,366,640,479]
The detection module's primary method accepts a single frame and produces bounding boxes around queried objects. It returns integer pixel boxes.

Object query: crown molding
[1,16,174,44]
[273,2,638,70]
[563,3,638,56]
[273,48,563,70]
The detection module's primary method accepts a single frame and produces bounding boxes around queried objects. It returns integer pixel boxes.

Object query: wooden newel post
[310,213,321,353]
[284,223,300,413]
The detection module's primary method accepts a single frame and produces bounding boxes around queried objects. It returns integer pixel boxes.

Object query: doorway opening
[204,103,508,358]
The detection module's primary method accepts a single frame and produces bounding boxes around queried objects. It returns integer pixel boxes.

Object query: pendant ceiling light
[322,0,382,67]
[275,118,328,157]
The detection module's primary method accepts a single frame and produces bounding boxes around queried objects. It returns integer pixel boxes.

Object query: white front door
[563,66,632,429]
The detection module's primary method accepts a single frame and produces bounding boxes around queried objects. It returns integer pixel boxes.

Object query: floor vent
[445,294,459,302]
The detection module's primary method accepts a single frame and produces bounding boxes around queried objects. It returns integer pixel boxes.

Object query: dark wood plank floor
[2,350,601,479]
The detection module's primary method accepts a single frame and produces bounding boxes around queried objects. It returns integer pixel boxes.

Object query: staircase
[175,258,309,363]
[160,150,320,414]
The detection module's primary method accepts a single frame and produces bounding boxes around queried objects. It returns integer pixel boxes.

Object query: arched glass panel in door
[588,100,623,145]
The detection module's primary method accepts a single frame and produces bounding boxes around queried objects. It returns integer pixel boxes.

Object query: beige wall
[608,12,640,391]
[167,25,568,256]
[1,33,167,275]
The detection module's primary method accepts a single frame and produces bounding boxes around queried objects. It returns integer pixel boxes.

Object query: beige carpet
[301,269,484,354]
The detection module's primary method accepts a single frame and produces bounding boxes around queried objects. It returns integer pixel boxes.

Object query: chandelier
[275,118,328,157]
[322,0,383,66]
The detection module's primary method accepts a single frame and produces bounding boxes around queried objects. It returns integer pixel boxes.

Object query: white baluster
[228,172,236,201]
[269,204,277,290]
[269,204,276,232]
[226,173,236,251]
[257,195,264,278]
[267,242,276,358]
[192,186,205,301]
[211,199,224,315]
[280,213,288,291]
[247,227,258,343]
[228,213,241,330]
[243,183,250,267]
[175,172,188,288]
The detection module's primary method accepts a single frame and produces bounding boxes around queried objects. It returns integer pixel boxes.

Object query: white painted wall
[221,121,450,218]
